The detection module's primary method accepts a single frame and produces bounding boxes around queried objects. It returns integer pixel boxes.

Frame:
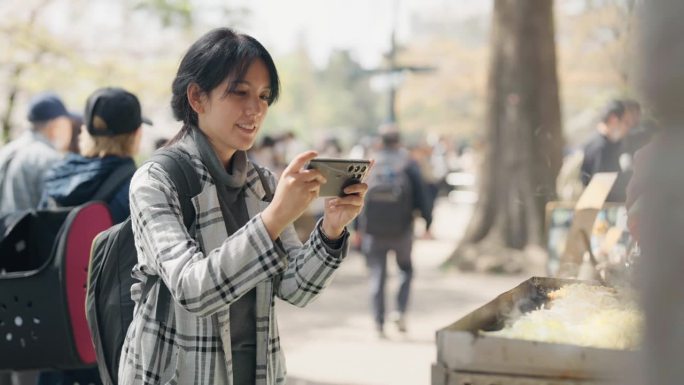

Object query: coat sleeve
[129,162,288,318]
[255,169,350,307]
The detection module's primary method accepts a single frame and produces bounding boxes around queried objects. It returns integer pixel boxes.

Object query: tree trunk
[447,0,563,273]
[1,1,48,143]
[1,65,23,144]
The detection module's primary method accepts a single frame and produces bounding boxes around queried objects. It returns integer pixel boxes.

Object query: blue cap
[27,92,72,123]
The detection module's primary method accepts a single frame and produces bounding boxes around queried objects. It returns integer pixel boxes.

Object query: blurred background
[0,0,637,150]
[6,1,673,385]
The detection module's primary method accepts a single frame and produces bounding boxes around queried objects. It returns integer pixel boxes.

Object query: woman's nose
[245,96,265,117]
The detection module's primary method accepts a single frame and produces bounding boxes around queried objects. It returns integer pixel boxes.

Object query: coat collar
[177,129,272,203]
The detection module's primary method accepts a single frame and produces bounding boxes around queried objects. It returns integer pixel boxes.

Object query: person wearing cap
[0,92,74,214]
[37,87,149,224]
[35,87,149,385]
[580,99,631,202]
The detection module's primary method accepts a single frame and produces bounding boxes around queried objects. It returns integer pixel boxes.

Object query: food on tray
[483,283,642,350]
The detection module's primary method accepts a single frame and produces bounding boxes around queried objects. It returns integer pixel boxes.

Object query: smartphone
[306,158,371,197]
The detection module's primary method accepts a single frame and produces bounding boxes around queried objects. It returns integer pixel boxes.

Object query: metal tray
[435,277,637,381]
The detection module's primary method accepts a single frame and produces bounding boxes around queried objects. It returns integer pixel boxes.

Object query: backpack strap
[141,147,202,322]
[91,161,137,203]
[149,148,201,228]
[253,164,274,202]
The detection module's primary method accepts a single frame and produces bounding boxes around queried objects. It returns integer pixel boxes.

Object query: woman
[118,28,368,385]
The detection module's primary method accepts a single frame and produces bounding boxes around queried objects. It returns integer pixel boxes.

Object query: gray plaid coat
[118,139,348,385]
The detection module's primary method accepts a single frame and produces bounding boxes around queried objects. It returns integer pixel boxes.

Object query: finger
[330,195,363,208]
[295,169,327,184]
[342,182,368,196]
[283,151,318,175]
[303,180,322,193]
[330,194,364,207]
[296,179,322,193]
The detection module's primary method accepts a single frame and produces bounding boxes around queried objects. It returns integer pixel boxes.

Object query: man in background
[580,99,630,202]
[359,124,432,338]
[0,92,74,213]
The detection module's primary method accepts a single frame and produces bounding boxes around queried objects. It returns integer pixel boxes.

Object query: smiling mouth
[236,123,256,131]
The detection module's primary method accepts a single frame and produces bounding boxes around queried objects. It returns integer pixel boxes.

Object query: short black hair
[600,99,626,123]
[170,28,280,128]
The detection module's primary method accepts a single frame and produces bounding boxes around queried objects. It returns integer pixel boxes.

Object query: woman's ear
[187,83,205,114]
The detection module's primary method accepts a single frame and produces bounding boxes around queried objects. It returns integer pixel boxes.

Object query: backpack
[361,150,414,237]
[0,161,136,370]
[86,148,274,385]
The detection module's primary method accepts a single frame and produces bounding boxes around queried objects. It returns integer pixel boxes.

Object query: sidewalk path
[279,199,530,385]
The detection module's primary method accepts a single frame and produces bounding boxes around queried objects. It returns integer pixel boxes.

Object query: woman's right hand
[261,151,326,240]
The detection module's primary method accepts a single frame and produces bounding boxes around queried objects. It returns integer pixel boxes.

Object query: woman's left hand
[321,182,369,239]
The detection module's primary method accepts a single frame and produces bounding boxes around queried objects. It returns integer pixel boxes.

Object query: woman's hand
[262,151,325,240]
[321,181,369,240]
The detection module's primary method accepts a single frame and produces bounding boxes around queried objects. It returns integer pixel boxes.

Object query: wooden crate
[431,363,616,385]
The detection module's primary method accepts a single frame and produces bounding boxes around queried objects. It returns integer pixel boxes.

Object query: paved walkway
[278,199,530,385]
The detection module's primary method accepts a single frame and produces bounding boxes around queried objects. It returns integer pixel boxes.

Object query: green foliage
[0,0,639,149]
[394,1,639,144]
[266,48,384,149]
[133,0,193,29]
[396,37,488,139]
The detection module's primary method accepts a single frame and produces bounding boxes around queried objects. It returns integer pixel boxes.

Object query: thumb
[283,150,318,175]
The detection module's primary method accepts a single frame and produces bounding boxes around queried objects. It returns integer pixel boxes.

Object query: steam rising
[483,283,643,350]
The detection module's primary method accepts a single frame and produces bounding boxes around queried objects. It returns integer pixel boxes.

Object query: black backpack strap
[143,147,202,322]
[149,148,201,228]
[253,164,274,202]
[91,161,137,203]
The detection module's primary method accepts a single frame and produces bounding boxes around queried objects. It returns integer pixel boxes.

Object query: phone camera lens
[348,165,354,172]
[360,166,367,172]
[354,165,360,172]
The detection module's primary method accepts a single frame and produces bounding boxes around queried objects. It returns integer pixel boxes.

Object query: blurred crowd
[247,128,479,237]
[1,84,659,384]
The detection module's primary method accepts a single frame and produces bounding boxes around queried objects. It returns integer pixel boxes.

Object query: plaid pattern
[118,139,348,385]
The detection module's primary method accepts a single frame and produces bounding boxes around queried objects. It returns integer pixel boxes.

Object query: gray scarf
[190,127,248,230]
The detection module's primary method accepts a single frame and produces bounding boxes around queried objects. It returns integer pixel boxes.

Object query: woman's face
[196,59,271,162]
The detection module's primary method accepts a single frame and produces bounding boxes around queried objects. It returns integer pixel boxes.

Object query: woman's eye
[229,87,248,96]
[260,94,271,101]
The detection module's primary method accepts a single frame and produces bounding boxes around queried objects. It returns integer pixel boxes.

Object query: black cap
[27,92,73,122]
[85,87,152,136]
[600,99,626,123]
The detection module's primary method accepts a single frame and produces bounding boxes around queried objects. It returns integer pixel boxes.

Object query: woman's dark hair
[168,28,280,144]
